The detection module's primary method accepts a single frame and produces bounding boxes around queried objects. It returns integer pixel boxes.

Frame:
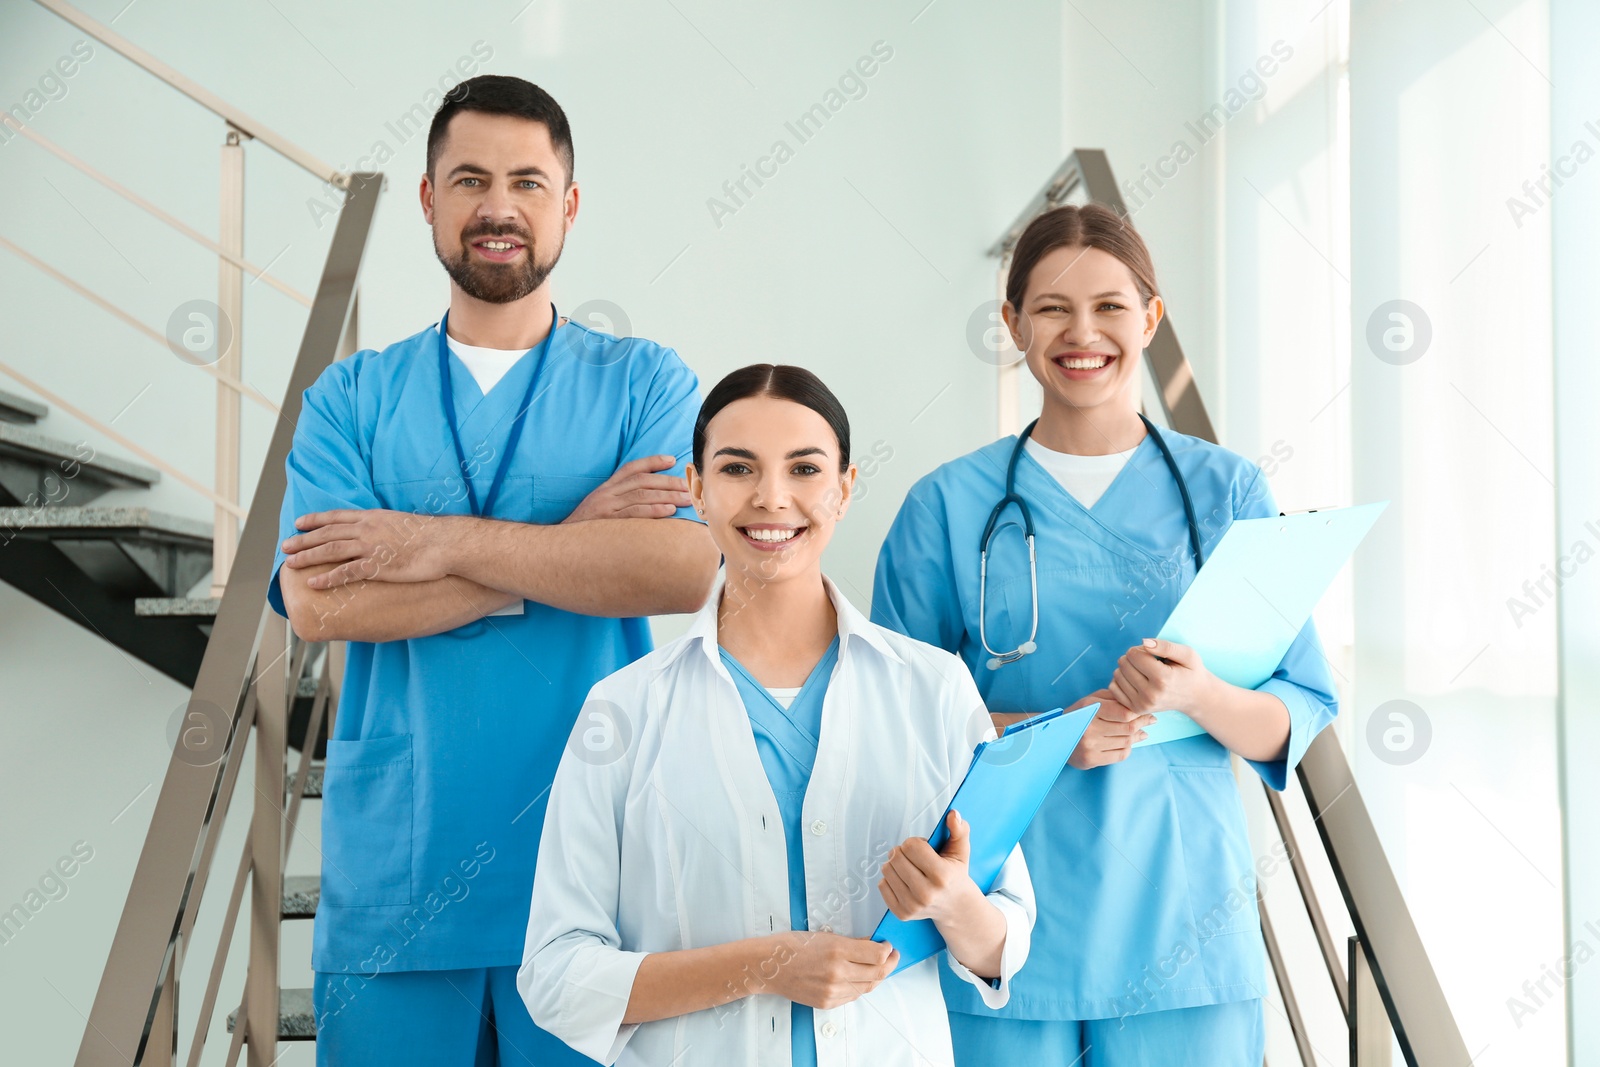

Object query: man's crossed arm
[278,456,720,643]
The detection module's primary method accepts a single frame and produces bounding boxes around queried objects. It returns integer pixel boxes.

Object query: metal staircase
[0,3,378,1065]
[2,341,343,1064]
[0,388,214,683]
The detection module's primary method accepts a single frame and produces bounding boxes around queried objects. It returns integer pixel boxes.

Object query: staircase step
[0,506,212,597]
[0,421,159,490]
[0,388,46,424]
[0,505,210,541]
[226,986,315,1040]
[282,875,319,919]
[134,596,221,617]
[286,760,324,798]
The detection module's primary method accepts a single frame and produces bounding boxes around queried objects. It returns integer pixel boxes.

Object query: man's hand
[281,509,456,590]
[1067,688,1157,770]
[564,455,692,523]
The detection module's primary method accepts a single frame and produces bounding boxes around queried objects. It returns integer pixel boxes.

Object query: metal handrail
[0,355,249,517]
[29,0,348,188]
[1,116,313,308]
[0,238,279,414]
[22,0,360,589]
[1265,782,1350,1019]
[71,172,381,1067]
[991,149,1469,1066]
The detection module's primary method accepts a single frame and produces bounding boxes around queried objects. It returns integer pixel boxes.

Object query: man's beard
[434,223,563,304]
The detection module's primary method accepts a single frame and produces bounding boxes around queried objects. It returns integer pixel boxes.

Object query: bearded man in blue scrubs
[268,75,719,1066]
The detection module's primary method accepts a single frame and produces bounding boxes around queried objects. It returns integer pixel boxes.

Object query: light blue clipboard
[1134,502,1388,746]
[870,703,1097,974]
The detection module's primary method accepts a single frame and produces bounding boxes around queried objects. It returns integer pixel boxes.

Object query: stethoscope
[979,413,1206,670]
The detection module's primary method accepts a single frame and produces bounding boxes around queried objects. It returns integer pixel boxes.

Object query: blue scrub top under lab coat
[871,429,1338,1022]
[720,636,840,1067]
[268,316,702,975]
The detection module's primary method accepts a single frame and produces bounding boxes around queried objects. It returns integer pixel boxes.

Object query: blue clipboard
[1134,502,1387,746]
[870,703,1097,974]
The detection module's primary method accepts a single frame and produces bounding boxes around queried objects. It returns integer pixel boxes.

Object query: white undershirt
[446,334,527,394]
[765,687,801,709]
[1024,437,1137,509]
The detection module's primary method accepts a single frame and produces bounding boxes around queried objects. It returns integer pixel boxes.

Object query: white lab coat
[518,572,1034,1066]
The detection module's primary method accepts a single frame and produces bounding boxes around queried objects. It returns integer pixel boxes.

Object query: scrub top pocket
[321,733,414,908]
[1168,765,1255,941]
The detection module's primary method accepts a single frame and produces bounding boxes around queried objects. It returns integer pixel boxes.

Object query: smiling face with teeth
[421,110,577,307]
[1002,244,1164,451]
[686,395,857,586]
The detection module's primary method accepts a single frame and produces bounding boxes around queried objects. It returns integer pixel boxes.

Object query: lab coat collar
[676,568,904,668]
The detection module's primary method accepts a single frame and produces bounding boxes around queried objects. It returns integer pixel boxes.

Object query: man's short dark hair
[426,75,574,184]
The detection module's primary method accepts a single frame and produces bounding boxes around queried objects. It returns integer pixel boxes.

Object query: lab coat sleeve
[872,486,966,654]
[517,683,650,1065]
[1232,465,1341,790]
[268,357,383,617]
[937,657,1035,1008]
[623,346,703,524]
[943,844,1033,1009]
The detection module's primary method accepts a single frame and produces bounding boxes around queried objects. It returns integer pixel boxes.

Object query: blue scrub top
[720,636,840,1067]
[268,316,702,974]
[871,430,1338,1022]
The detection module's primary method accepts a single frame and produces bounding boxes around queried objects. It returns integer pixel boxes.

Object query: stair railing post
[246,609,286,1066]
[1349,935,1393,1066]
[148,965,177,1066]
[212,126,245,596]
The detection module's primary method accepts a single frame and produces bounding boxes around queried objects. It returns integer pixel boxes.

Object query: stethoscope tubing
[979,414,1204,669]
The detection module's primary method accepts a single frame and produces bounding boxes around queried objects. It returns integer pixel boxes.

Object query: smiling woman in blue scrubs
[872,204,1339,1065]
[520,366,1033,1066]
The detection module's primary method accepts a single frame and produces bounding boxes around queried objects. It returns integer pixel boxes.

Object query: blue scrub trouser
[950,1000,1265,1067]
[313,966,589,1066]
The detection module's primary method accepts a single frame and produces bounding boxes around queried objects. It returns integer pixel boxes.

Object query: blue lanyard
[438,304,558,517]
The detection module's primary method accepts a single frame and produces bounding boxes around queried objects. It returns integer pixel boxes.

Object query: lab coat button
[821,1022,838,1038]
[811,819,827,836]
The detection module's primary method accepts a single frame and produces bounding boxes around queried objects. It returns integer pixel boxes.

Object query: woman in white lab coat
[518,364,1033,1067]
